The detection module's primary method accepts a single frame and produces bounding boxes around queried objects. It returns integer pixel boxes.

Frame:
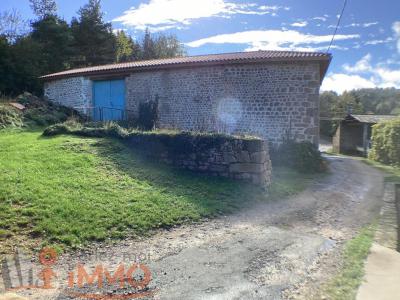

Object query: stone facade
[44,77,92,114]
[125,62,321,145]
[44,61,321,146]
[127,134,272,187]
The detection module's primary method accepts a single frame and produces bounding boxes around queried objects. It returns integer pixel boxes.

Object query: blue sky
[2,0,400,93]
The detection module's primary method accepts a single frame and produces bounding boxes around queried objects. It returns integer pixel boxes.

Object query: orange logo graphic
[1,247,155,299]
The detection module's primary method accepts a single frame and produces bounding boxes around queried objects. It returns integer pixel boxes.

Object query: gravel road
[7,156,385,300]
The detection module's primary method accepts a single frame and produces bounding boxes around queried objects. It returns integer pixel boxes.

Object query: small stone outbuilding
[41,50,331,146]
[333,114,399,155]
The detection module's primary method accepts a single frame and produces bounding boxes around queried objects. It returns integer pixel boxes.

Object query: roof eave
[40,55,332,82]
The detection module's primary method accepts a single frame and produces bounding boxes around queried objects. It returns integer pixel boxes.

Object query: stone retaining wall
[127,133,272,187]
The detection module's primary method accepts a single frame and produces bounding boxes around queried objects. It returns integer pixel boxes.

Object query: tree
[0,9,28,42]
[319,91,339,117]
[9,36,43,95]
[115,30,140,63]
[114,28,185,63]
[0,36,14,94]
[29,0,57,19]
[331,91,364,117]
[139,28,185,60]
[153,34,185,59]
[141,28,155,60]
[71,0,116,67]
[31,15,74,73]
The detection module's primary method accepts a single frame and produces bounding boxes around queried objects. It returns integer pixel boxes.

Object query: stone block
[250,151,267,163]
[222,151,236,163]
[229,163,264,173]
[209,164,228,172]
[236,151,250,163]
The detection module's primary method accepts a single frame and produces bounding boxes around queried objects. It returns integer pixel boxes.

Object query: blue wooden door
[93,79,125,121]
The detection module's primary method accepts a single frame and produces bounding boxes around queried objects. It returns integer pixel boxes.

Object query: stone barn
[41,50,331,146]
[333,114,399,155]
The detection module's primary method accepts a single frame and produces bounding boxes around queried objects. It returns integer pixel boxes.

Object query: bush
[320,120,339,137]
[43,121,129,139]
[17,92,78,127]
[138,100,158,130]
[369,118,400,165]
[0,105,23,129]
[42,119,82,136]
[271,140,325,173]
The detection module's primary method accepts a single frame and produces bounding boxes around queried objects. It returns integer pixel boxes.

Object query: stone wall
[126,133,272,187]
[44,77,92,114]
[126,61,321,145]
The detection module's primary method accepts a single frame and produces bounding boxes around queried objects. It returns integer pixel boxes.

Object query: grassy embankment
[0,129,317,254]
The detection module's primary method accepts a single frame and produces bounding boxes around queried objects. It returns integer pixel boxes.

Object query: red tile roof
[41,50,332,81]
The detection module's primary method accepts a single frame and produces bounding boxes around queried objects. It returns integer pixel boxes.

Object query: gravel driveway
[9,156,385,300]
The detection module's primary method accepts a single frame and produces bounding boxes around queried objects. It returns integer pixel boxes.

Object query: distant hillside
[320,88,400,118]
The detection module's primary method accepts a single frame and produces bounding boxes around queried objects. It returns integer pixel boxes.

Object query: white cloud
[364,37,393,45]
[113,0,286,31]
[321,74,376,94]
[392,21,400,53]
[313,16,327,22]
[291,21,308,27]
[323,54,400,93]
[186,29,359,51]
[344,21,378,28]
[343,54,372,73]
[375,68,400,87]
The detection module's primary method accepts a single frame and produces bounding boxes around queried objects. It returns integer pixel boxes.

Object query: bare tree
[0,9,28,42]
[29,0,57,19]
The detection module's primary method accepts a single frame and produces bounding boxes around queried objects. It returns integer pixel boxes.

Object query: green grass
[363,159,400,182]
[0,129,317,253]
[322,224,376,300]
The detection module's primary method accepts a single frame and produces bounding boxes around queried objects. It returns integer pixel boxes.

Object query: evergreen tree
[10,36,43,94]
[115,30,140,62]
[141,28,155,60]
[71,0,116,67]
[31,15,73,73]
[331,91,364,116]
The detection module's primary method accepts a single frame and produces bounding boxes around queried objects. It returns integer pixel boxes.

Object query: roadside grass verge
[362,159,400,182]
[322,224,377,300]
[0,129,318,254]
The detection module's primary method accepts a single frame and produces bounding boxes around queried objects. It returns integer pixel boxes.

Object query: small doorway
[93,79,125,121]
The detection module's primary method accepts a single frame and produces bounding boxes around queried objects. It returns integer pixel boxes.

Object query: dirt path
[9,156,385,299]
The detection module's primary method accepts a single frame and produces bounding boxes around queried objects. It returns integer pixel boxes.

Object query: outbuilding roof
[41,50,332,81]
[345,114,399,124]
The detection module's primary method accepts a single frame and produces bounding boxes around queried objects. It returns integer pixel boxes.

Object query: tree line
[0,0,185,96]
[319,88,400,137]
[320,88,400,118]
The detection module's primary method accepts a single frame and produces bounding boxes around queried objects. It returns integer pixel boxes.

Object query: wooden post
[362,123,368,156]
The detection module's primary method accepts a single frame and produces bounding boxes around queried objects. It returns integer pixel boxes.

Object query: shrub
[271,140,325,173]
[369,118,400,165]
[102,122,130,138]
[320,120,339,137]
[43,121,129,139]
[138,100,158,130]
[17,92,78,127]
[42,119,82,136]
[0,105,23,129]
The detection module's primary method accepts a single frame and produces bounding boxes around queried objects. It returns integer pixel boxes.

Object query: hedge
[368,118,400,165]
